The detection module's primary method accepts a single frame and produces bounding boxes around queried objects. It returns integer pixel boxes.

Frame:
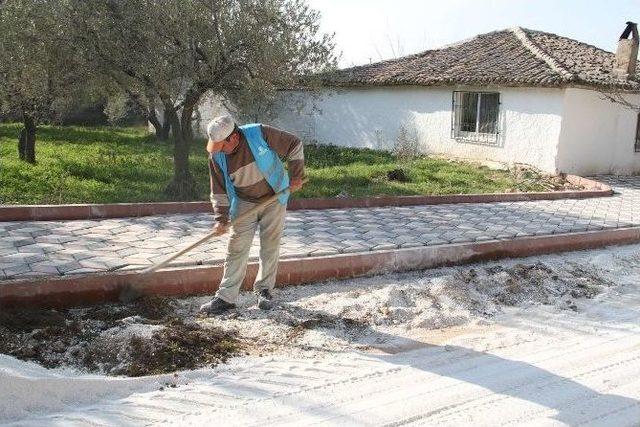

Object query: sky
[307,0,640,67]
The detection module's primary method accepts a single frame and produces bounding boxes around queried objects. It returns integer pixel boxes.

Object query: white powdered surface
[2,244,640,425]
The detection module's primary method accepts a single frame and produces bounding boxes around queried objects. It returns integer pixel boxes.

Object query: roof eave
[287,76,640,92]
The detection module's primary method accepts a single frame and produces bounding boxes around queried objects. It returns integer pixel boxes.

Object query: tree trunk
[18,129,26,161]
[163,101,196,200]
[159,110,171,141]
[148,110,164,139]
[181,101,194,143]
[18,114,36,164]
[148,108,171,141]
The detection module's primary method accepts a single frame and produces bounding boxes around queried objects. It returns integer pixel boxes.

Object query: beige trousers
[215,199,286,303]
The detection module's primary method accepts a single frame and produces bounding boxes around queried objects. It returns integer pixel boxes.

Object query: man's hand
[289,177,304,192]
[212,222,229,236]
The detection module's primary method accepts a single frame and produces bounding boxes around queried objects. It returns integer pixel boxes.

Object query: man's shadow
[269,303,640,425]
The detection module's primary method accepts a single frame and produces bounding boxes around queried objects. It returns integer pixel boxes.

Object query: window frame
[451,91,501,145]
[635,112,640,153]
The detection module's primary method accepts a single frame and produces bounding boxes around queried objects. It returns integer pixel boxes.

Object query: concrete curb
[2,226,638,309]
[0,175,612,221]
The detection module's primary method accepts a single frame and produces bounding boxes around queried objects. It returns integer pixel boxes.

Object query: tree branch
[598,90,640,112]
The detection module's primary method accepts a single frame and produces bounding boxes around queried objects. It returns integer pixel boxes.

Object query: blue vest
[213,123,290,219]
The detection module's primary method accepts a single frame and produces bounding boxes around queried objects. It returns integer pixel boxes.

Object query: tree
[66,0,336,199]
[0,0,86,163]
[104,81,172,140]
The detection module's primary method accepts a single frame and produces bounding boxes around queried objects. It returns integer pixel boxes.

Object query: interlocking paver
[30,261,62,275]
[342,244,370,253]
[1,176,640,280]
[3,264,32,277]
[16,245,45,254]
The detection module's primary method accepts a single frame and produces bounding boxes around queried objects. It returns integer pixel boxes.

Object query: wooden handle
[142,178,307,274]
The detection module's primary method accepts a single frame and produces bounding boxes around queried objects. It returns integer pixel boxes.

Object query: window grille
[452,91,500,145]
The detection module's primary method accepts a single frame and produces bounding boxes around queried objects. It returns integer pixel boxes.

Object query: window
[452,91,500,145]
[635,113,640,153]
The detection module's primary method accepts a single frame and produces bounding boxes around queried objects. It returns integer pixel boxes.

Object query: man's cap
[207,115,235,143]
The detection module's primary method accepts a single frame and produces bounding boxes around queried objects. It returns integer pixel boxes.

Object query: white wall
[196,85,640,175]
[269,86,564,173]
[557,88,640,175]
[196,93,233,137]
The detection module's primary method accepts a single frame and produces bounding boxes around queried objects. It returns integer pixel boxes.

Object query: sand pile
[0,256,615,374]
[196,260,613,353]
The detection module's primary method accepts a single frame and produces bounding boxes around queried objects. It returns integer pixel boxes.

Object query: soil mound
[0,297,239,376]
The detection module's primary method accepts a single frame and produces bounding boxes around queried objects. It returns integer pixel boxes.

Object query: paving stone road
[1,176,639,281]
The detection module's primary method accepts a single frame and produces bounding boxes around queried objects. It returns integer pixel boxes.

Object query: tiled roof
[317,27,640,90]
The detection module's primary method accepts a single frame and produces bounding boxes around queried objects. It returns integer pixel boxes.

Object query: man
[199,115,305,315]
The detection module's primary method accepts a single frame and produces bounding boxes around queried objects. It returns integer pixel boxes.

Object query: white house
[198,23,640,175]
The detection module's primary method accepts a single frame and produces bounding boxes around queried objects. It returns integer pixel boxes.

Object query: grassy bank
[1,123,556,205]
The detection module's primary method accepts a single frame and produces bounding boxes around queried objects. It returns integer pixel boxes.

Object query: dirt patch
[88,295,175,324]
[387,168,411,182]
[0,297,240,376]
[507,164,583,192]
[453,262,609,312]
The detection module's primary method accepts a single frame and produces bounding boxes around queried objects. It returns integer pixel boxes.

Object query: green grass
[0,123,549,205]
[0,123,210,204]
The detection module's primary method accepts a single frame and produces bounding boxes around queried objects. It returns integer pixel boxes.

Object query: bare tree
[372,32,406,62]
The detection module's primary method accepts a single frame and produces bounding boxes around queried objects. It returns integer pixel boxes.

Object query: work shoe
[256,289,274,310]
[199,297,236,315]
